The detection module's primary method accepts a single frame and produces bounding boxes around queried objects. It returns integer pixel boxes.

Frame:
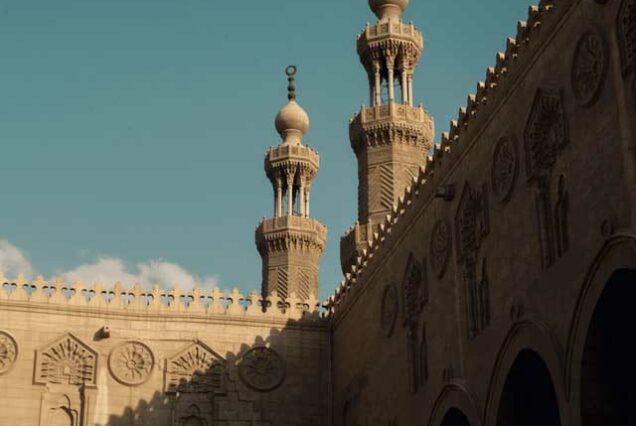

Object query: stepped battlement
[0,274,325,323]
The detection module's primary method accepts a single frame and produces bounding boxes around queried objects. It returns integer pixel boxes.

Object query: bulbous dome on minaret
[275,100,310,141]
[368,0,409,20]
[274,65,310,145]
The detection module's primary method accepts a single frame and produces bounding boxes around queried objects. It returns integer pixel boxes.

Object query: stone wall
[330,0,636,425]
[0,281,328,426]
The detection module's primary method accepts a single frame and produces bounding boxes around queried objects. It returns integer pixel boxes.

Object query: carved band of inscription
[0,331,18,375]
[380,285,398,338]
[109,341,154,386]
[430,220,452,278]
[572,28,608,106]
[491,136,519,203]
[238,347,285,392]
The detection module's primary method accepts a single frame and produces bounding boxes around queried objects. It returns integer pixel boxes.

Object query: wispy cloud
[0,239,35,279]
[0,238,219,292]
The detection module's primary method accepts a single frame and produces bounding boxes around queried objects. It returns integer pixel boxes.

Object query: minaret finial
[286,65,297,100]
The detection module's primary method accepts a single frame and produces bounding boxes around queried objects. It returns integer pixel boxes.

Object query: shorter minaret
[256,66,327,301]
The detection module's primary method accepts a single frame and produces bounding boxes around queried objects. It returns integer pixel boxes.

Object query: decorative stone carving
[524,89,569,268]
[108,341,154,386]
[617,0,636,72]
[524,89,568,181]
[166,341,226,395]
[418,325,428,387]
[491,136,519,202]
[572,29,608,106]
[380,285,398,338]
[0,331,17,375]
[35,333,97,386]
[429,220,451,278]
[455,182,490,339]
[402,254,427,331]
[238,347,285,392]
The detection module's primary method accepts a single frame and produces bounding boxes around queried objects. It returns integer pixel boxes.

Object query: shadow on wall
[100,319,325,426]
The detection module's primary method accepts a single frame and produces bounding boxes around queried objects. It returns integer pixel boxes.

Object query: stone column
[401,67,408,105]
[408,73,414,106]
[299,180,306,217]
[275,177,283,217]
[387,56,395,103]
[373,61,382,107]
[287,177,294,216]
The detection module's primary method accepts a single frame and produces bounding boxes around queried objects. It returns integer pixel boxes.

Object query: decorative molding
[108,341,154,386]
[572,28,608,106]
[0,331,17,375]
[35,333,97,386]
[429,220,452,278]
[491,136,519,203]
[380,285,398,338]
[238,347,285,392]
[165,341,226,395]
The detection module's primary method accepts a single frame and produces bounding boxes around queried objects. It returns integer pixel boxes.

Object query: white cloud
[0,239,34,279]
[0,238,219,292]
[60,257,219,292]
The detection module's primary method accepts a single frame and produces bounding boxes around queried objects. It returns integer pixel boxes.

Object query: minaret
[340,0,434,272]
[256,66,327,301]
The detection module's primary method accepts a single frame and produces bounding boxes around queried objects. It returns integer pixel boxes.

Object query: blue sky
[0,0,532,300]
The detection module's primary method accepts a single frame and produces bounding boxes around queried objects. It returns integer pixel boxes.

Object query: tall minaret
[340,0,434,272]
[256,66,327,301]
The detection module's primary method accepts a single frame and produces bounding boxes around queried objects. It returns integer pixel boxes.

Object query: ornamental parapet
[0,273,326,323]
[256,216,327,254]
[349,103,434,153]
[265,144,320,181]
[357,21,423,71]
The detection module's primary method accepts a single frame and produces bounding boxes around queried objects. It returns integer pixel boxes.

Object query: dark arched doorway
[581,269,636,425]
[496,350,561,426]
[440,408,471,426]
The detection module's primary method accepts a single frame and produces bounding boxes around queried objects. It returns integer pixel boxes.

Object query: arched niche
[495,350,561,426]
[484,321,567,426]
[580,269,636,425]
[428,383,481,426]
[566,235,636,424]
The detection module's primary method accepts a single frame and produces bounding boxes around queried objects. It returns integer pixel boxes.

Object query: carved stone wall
[332,1,635,425]
[0,289,328,426]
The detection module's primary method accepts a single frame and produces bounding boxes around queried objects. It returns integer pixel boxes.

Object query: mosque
[1,0,636,425]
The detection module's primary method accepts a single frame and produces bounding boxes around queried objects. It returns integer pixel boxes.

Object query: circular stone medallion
[108,341,154,386]
[491,137,519,203]
[380,285,398,337]
[0,331,18,375]
[572,29,608,106]
[238,347,285,391]
[429,220,452,278]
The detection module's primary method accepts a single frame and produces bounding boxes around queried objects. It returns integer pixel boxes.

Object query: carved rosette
[238,347,285,392]
[0,331,18,375]
[429,220,452,277]
[380,285,398,337]
[491,136,519,202]
[109,341,154,386]
[572,29,608,106]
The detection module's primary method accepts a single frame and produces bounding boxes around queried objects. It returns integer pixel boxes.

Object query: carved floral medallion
[429,220,452,277]
[35,333,97,385]
[109,341,154,386]
[0,331,17,375]
[491,137,518,203]
[572,29,608,105]
[380,285,398,337]
[238,347,285,391]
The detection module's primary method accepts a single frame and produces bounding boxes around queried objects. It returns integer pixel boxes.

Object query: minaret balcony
[357,21,423,49]
[256,216,327,253]
[265,144,320,173]
[349,103,434,152]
